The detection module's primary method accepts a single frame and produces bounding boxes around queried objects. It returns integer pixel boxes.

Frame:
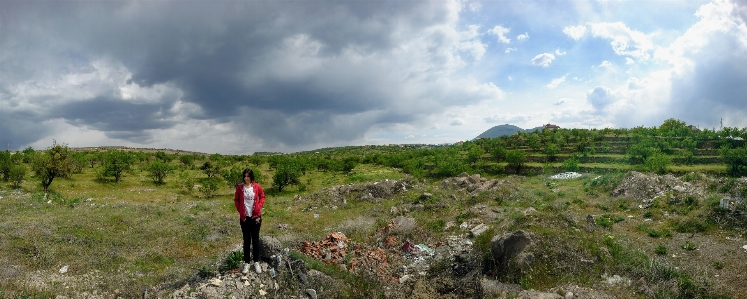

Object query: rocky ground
[50,172,747,298]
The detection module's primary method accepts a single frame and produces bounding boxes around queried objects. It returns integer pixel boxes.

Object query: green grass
[0,146,741,298]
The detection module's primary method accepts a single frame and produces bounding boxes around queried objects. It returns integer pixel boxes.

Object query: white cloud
[468,2,482,12]
[553,99,566,106]
[588,22,653,59]
[531,53,555,67]
[627,77,646,89]
[489,25,511,43]
[625,57,635,64]
[563,25,587,40]
[517,32,529,41]
[449,118,466,126]
[586,86,622,112]
[555,49,566,56]
[458,25,487,60]
[599,60,613,68]
[505,47,518,54]
[545,74,567,89]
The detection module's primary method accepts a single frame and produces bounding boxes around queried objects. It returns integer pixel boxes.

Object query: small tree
[100,149,135,183]
[0,151,11,180]
[179,154,195,168]
[32,141,73,193]
[21,146,36,163]
[466,145,484,165]
[342,156,360,172]
[200,161,220,178]
[70,152,88,174]
[199,177,221,198]
[505,150,526,174]
[544,143,560,162]
[147,159,175,185]
[9,164,27,188]
[177,171,195,194]
[645,153,671,174]
[273,162,301,192]
[562,156,580,172]
[720,146,747,176]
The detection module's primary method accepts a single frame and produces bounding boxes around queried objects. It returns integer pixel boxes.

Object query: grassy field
[1,149,745,298]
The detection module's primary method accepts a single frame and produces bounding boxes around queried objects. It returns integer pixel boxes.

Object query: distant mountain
[474,124,542,139]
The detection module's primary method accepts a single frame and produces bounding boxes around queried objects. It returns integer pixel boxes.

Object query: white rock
[59,265,69,274]
[208,278,222,287]
[399,274,414,284]
[259,290,267,296]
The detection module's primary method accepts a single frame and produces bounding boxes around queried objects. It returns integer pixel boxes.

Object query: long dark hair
[242,168,255,184]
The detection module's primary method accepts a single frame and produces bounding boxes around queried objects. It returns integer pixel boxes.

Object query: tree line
[2,119,747,194]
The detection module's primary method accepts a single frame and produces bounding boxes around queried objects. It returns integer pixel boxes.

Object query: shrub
[147,159,175,185]
[9,164,26,188]
[645,153,671,174]
[199,177,221,198]
[681,241,697,251]
[655,245,667,255]
[32,141,73,192]
[273,161,301,192]
[562,157,579,172]
[221,251,244,272]
[99,149,135,183]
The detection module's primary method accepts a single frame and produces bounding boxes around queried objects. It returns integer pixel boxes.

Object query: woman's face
[244,173,252,184]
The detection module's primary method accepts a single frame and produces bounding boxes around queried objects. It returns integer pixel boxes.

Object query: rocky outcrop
[491,230,534,269]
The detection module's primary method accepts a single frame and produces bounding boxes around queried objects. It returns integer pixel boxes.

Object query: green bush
[199,177,221,198]
[147,159,175,185]
[655,245,667,255]
[562,157,580,172]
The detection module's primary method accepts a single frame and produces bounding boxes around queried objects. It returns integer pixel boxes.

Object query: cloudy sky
[1,0,746,154]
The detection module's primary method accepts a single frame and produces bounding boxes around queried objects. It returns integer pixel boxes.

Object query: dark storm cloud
[2,0,484,150]
[667,31,747,127]
[53,97,177,141]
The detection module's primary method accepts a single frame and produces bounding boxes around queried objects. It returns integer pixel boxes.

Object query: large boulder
[490,230,534,268]
[259,235,283,260]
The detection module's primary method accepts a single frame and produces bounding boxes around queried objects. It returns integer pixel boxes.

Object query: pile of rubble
[611,171,704,202]
[442,173,518,196]
[307,178,416,203]
[549,172,583,180]
[300,232,349,264]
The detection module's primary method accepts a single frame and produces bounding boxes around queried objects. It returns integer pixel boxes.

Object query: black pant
[240,217,262,263]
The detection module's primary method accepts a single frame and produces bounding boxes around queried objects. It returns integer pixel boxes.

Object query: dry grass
[1,157,744,298]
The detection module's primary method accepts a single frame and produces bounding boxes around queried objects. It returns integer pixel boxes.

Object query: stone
[585,215,595,232]
[399,274,414,284]
[491,230,533,268]
[259,235,283,260]
[306,289,318,299]
[516,291,563,299]
[565,292,574,299]
[470,223,489,237]
[480,278,523,296]
[258,289,267,296]
[720,197,730,209]
[208,278,222,287]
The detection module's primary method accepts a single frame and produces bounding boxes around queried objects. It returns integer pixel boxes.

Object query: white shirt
[243,184,255,218]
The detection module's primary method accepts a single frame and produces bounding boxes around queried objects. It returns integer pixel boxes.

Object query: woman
[233,168,266,274]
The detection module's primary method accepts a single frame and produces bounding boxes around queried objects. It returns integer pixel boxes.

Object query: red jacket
[234,182,266,222]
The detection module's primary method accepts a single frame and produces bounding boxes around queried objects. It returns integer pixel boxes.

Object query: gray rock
[470,223,489,237]
[480,278,523,296]
[517,290,563,299]
[585,215,595,232]
[259,235,283,260]
[306,288,317,299]
[491,230,533,268]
